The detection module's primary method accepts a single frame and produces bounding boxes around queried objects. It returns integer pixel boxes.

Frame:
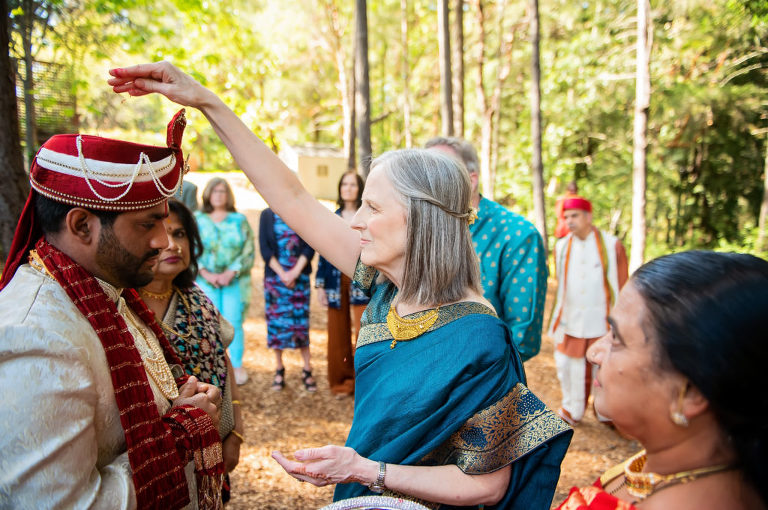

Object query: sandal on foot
[271,368,285,391]
[302,369,317,392]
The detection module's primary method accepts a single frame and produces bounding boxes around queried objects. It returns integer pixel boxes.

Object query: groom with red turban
[0,110,224,509]
[548,197,628,427]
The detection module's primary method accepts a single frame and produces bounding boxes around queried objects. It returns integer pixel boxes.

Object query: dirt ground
[191,173,640,509]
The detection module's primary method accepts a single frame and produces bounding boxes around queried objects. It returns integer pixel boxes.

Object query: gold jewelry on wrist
[231,400,242,406]
[230,430,245,443]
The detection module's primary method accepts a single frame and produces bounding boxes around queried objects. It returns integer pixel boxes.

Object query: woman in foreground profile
[556,251,767,510]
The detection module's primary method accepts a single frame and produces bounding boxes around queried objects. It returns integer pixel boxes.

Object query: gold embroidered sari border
[356,301,497,349]
[420,383,572,475]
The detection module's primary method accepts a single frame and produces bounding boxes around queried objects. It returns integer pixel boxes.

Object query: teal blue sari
[333,262,573,509]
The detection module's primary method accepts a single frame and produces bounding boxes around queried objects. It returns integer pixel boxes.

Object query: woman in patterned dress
[195,177,255,385]
[316,170,370,397]
[140,199,245,501]
[259,207,316,391]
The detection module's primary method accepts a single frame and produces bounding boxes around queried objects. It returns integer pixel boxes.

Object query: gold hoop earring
[671,384,689,427]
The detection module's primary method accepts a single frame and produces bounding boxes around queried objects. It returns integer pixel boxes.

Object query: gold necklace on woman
[386,304,440,349]
[621,450,732,501]
[140,287,174,300]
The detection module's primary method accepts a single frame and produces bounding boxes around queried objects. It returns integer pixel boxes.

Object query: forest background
[1,0,767,264]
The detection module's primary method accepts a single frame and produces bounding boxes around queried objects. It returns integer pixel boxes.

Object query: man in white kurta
[0,112,222,509]
[548,197,628,425]
[0,268,197,508]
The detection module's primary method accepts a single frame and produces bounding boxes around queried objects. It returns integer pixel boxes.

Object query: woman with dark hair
[557,250,768,510]
[196,177,255,385]
[316,170,370,397]
[140,199,245,500]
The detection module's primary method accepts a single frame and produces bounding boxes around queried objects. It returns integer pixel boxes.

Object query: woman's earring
[671,384,689,427]
[671,411,689,427]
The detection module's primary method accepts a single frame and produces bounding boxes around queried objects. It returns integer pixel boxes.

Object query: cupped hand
[108,61,215,108]
[271,445,371,487]
[173,376,222,429]
[217,269,237,287]
[200,269,220,288]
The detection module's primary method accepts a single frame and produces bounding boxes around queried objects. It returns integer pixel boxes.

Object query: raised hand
[108,61,216,108]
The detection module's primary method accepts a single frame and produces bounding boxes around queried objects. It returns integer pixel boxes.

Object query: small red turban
[562,196,592,213]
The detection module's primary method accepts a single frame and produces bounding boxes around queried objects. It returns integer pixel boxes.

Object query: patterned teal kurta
[194,211,255,312]
[469,196,548,361]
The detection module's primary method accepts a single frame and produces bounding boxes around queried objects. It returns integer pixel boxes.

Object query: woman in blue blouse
[259,208,316,392]
[195,177,255,385]
[316,171,370,397]
[110,62,573,509]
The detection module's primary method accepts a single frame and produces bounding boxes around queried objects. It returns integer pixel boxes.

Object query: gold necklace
[623,450,732,501]
[386,304,440,348]
[140,287,174,300]
[125,311,180,401]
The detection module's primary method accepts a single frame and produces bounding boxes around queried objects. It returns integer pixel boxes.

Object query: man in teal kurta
[426,137,548,361]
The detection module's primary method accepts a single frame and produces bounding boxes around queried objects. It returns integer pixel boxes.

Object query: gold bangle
[231,400,242,406]
[230,430,245,443]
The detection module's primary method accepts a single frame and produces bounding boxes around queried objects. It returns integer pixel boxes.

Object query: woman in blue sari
[109,61,573,509]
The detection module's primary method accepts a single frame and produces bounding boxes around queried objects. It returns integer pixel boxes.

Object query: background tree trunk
[451,0,464,138]
[20,0,38,163]
[400,0,412,148]
[438,0,453,136]
[0,0,30,264]
[355,0,372,176]
[529,0,548,255]
[757,136,768,252]
[630,0,651,272]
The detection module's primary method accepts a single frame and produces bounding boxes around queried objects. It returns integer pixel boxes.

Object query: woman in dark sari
[139,199,245,501]
[110,61,572,509]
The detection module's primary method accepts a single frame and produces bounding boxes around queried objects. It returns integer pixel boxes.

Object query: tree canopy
[6,0,767,259]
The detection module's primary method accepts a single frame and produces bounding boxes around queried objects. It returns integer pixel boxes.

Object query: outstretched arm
[109,62,360,277]
[272,446,510,506]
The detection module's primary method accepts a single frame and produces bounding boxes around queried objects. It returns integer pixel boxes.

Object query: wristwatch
[368,461,386,494]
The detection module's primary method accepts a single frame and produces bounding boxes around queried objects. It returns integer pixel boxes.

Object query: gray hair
[424,136,479,174]
[371,149,481,306]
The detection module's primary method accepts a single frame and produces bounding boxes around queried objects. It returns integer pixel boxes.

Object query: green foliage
[16,0,768,257]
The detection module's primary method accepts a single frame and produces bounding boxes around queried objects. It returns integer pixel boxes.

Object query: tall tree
[0,0,29,263]
[9,0,59,162]
[529,0,547,254]
[319,0,356,168]
[437,0,453,135]
[630,0,651,272]
[400,0,412,147]
[451,0,464,137]
[355,0,372,175]
[758,134,768,252]
[473,0,513,199]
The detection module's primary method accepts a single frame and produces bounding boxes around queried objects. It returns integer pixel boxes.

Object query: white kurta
[548,229,622,342]
[547,229,623,422]
[0,264,196,509]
